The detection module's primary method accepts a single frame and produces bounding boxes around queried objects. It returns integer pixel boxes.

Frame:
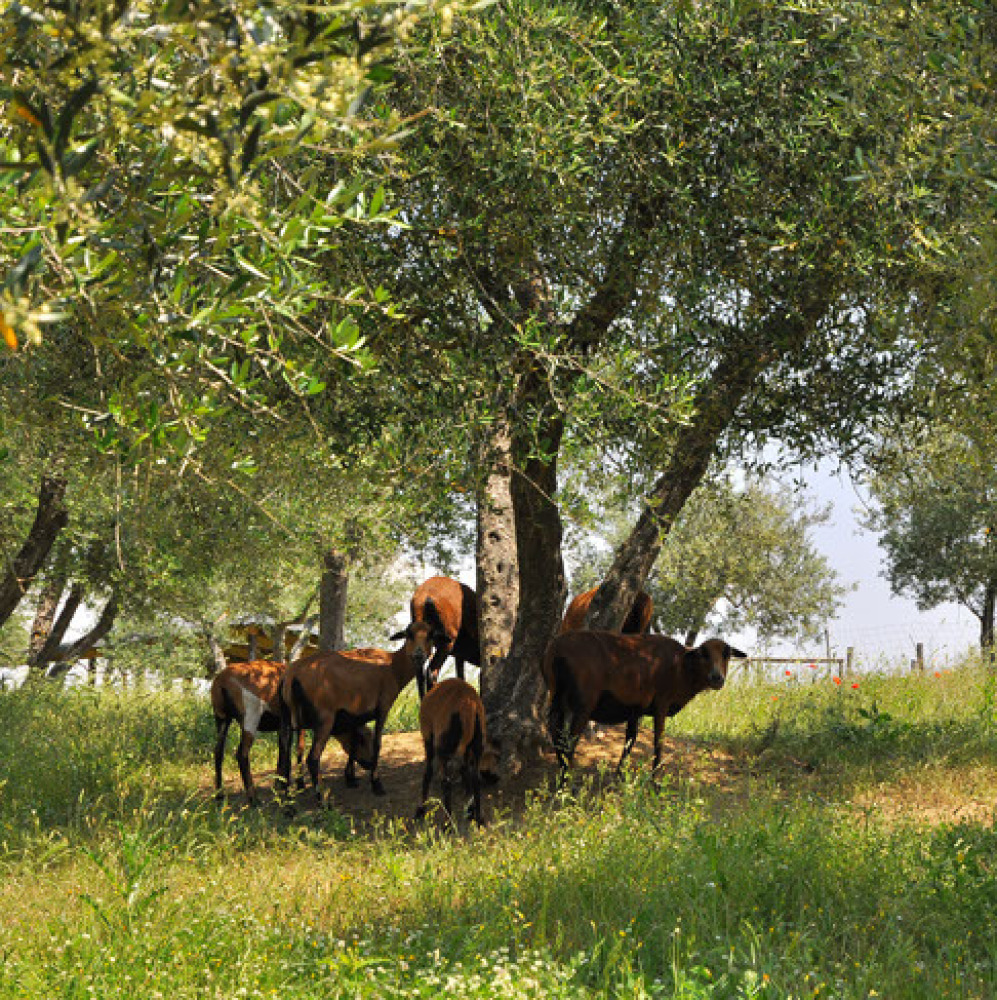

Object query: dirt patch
[213,727,748,826]
[211,727,997,829]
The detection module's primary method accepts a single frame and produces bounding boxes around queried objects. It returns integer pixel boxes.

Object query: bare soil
[213,726,997,829]
[215,727,755,826]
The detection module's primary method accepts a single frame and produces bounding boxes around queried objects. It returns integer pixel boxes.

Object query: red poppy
[833,677,842,686]
[851,683,860,689]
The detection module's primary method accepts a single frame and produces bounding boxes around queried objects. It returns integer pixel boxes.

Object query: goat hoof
[414,806,426,820]
[372,780,386,796]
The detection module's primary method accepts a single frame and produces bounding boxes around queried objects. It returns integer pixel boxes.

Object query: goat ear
[726,644,748,659]
[389,628,407,642]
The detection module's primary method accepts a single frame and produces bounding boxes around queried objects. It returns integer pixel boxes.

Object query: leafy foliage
[567,477,848,644]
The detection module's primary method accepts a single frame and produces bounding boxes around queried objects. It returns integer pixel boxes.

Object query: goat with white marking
[211,659,372,804]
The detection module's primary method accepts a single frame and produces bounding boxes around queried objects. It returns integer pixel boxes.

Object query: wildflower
[785,669,792,676]
[851,683,860,689]
[833,677,842,686]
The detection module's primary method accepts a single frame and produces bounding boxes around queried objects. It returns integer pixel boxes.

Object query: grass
[1,660,996,998]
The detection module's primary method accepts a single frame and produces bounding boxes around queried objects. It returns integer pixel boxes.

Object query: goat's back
[211,659,285,718]
[559,588,654,634]
[420,678,485,756]
[282,649,388,718]
[544,630,684,708]
[412,576,479,647]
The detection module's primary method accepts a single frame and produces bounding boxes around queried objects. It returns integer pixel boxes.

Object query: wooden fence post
[845,647,854,677]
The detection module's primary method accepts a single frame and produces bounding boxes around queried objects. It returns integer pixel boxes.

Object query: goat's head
[685,639,747,690]
[390,621,435,674]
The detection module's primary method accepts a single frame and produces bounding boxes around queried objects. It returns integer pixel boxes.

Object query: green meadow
[2,659,996,999]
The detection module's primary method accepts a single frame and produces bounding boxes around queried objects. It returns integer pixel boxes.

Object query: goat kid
[277,622,434,802]
[415,678,498,826]
[542,631,746,783]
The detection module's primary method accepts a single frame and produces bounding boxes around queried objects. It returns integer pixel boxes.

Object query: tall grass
[2,661,996,999]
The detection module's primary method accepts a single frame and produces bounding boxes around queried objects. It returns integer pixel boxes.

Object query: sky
[757,463,979,668]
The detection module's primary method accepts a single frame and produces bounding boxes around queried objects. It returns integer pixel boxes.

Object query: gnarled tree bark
[0,474,68,629]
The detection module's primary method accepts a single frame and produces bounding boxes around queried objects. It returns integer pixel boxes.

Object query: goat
[415,678,499,826]
[211,659,373,804]
[408,575,480,697]
[542,631,746,783]
[277,622,434,801]
[559,586,654,635]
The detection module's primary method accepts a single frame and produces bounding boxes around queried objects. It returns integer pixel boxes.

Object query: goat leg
[415,736,435,819]
[616,716,639,776]
[213,717,230,798]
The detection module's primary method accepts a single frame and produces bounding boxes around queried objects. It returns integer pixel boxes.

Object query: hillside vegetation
[1,659,996,999]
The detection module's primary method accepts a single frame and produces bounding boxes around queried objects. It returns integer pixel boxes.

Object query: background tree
[863,428,997,650]
[568,478,849,648]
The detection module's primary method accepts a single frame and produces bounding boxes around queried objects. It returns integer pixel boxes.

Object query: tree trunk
[26,571,67,666]
[271,624,287,665]
[476,403,520,751]
[35,582,84,669]
[981,579,995,656]
[57,590,119,664]
[484,365,567,771]
[289,616,317,661]
[320,549,349,651]
[585,347,778,630]
[205,626,228,676]
[0,474,69,629]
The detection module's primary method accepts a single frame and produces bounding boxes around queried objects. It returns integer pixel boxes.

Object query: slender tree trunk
[26,571,67,666]
[271,624,287,664]
[35,582,84,669]
[981,579,995,656]
[476,402,520,750]
[58,591,119,663]
[585,341,787,630]
[289,616,318,661]
[0,474,69,629]
[320,549,349,651]
[205,626,229,676]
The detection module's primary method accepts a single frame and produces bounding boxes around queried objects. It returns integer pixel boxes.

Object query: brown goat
[408,576,480,697]
[211,660,373,804]
[277,622,434,801]
[415,678,498,826]
[559,587,654,635]
[542,631,746,782]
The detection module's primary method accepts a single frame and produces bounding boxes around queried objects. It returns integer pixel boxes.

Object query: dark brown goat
[408,576,480,697]
[212,660,374,804]
[415,678,499,826]
[277,622,434,801]
[542,631,746,782]
[558,587,654,635]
